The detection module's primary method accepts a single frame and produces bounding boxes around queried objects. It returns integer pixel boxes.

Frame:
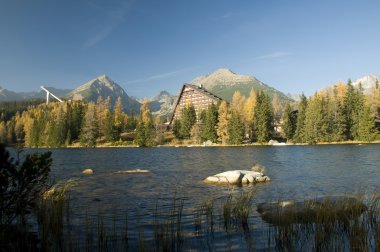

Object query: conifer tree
[180,103,196,139]
[282,103,296,141]
[227,111,244,145]
[172,119,182,139]
[303,94,329,143]
[114,97,127,137]
[79,102,98,147]
[294,94,308,143]
[201,103,218,142]
[134,101,154,147]
[217,101,229,144]
[329,87,347,142]
[343,80,365,140]
[253,91,274,143]
[357,104,377,142]
[125,111,137,131]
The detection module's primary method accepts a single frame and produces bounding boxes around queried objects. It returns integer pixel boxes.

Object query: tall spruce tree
[79,102,98,147]
[357,104,376,142]
[134,101,154,147]
[303,94,329,143]
[343,80,365,140]
[180,103,196,139]
[253,91,274,143]
[201,103,218,142]
[227,111,244,145]
[282,103,296,141]
[294,94,308,143]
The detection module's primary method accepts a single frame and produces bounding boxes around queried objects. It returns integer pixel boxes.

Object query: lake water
[30,144,380,250]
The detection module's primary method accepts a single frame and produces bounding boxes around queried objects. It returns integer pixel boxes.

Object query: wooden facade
[169,84,223,125]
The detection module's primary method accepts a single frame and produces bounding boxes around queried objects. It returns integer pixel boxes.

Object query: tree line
[0,80,379,147]
[172,80,379,144]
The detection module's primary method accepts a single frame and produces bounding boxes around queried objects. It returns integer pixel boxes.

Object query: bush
[0,144,52,225]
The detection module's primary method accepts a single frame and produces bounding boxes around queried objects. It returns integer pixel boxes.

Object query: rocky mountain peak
[191,68,253,89]
[353,74,380,91]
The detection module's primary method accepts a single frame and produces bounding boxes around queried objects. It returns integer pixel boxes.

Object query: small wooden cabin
[169,84,223,126]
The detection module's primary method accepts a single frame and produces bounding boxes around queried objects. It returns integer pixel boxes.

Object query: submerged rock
[82,169,93,174]
[257,196,367,226]
[112,169,150,174]
[204,170,270,185]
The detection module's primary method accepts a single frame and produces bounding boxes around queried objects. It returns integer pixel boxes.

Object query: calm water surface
[30,144,380,250]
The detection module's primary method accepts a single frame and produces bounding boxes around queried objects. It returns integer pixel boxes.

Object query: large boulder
[257,196,367,226]
[204,170,270,185]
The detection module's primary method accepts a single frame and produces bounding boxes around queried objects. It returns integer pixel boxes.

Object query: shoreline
[15,140,380,149]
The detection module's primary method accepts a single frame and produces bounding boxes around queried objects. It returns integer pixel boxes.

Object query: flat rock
[257,196,367,226]
[112,169,150,174]
[204,170,270,185]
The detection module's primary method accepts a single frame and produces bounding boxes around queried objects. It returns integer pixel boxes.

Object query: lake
[29,144,380,250]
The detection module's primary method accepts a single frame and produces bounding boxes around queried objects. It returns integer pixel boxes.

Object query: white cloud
[126,68,192,84]
[252,52,291,61]
[84,1,134,48]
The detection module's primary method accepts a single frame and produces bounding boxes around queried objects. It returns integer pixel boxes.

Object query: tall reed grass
[4,182,380,251]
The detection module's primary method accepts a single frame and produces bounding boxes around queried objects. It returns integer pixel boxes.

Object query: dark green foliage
[180,104,196,139]
[227,111,244,145]
[201,103,218,142]
[303,95,329,143]
[66,101,85,142]
[282,103,296,141]
[172,119,182,139]
[343,80,365,140]
[357,105,377,142]
[253,91,274,143]
[294,94,308,143]
[79,103,98,147]
[0,144,52,225]
[328,97,347,142]
[134,121,154,147]
[125,112,137,131]
[0,99,45,122]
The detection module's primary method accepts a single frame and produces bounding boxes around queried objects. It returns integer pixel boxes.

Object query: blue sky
[1,0,379,98]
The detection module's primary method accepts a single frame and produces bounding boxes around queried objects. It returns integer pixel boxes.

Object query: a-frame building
[169,84,223,126]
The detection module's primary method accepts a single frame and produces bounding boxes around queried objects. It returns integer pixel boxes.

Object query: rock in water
[204,170,270,185]
[257,196,367,226]
[82,169,93,174]
[112,169,150,174]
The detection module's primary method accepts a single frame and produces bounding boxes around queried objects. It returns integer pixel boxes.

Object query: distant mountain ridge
[65,75,141,113]
[190,68,293,103]
[0,86,71,102]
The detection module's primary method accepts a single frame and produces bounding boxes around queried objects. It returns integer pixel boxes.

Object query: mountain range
[190,68,293,103]
[1,70,379,116]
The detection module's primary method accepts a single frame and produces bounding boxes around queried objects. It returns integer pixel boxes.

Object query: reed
[4,182,380,251]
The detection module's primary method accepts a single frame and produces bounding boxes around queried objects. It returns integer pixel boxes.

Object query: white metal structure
[41,86,63,104]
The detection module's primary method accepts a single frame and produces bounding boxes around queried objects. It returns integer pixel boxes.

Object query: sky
[1,0,380,98]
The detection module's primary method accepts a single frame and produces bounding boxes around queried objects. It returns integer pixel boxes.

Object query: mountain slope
[0,86,23,101]
[150,91,177,118]
[20,87,72,100]
[65,75,141,113]
[190,69,292,103]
